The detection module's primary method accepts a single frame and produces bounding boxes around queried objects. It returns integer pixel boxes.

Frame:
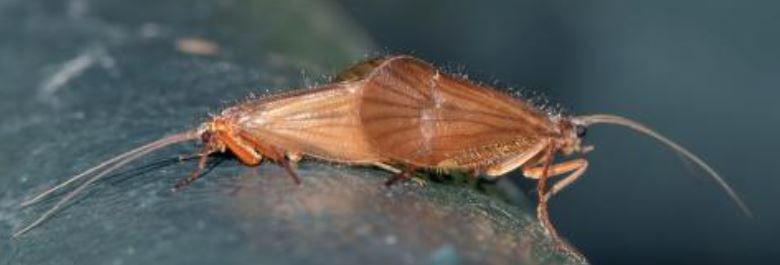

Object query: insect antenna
[573,114,753,218]
[21,143,161,207]
[13,131,200,237]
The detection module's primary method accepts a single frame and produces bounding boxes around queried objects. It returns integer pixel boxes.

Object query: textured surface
[0,0,585,264]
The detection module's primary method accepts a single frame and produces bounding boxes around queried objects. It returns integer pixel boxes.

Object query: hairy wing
[359,56,556,169]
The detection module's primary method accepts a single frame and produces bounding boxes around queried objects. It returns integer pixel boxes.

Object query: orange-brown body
[199,56,582,181]
[19,55,749,263]
[196,56,590,257]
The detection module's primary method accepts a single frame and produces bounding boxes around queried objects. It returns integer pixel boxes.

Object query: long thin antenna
[21,141,160,207]
[14,131,200,237]
[573,114,753,218]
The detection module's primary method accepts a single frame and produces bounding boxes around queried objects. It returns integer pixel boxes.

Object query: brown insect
[16,55,751,256]
[350,56,752,247]
[13,75,404,237]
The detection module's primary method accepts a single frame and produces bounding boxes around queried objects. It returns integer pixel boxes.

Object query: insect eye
[575,126,587,138]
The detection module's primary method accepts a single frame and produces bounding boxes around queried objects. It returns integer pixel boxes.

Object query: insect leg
[384,171,409,186]
[174,129,265,189]
[218,130,263,166]
[174,148,215,190]
[173,128,263,190]
[371,162,424,186]
[236,131,301,184]
[384,165,419,186]
[286,151,303,163]
[527,154,589,261]
[373,162,402,174]
[522,159,589,201]
[173,145,232,191]
[277,158,301,184]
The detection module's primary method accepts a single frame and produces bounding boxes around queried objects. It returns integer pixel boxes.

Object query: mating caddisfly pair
[15,56,751,259]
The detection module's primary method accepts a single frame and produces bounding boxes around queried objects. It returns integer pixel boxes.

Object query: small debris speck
[176,38,219,56]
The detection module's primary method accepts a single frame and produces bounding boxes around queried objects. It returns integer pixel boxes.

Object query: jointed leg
[531,147,558,241]
[175,129,264,189]
[373,162,427,186]
[286,151,303,163]
[237,130,301,184]
[384,169,412,186]
[174,148,212,190]
[525,157,589,261]
[383,164,419,186]
[523,159,588,201]
[220,130,263,166]
[521,158,589,234]
[277,158,301,184]
[373,162,402,174]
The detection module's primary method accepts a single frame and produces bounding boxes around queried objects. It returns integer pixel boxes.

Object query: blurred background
[2,0,778,264]
[336,0,778,264]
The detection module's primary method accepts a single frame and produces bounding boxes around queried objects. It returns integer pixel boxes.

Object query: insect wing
[233,83,380,163]
[358,56,556,169]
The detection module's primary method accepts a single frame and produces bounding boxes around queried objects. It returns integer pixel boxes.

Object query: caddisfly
[16,56,751,257]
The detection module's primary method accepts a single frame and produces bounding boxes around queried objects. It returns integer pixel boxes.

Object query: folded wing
[358,56,557,169]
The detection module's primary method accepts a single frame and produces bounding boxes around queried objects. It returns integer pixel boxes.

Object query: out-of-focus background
[1,0,778,264]
[336,0,779,264]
